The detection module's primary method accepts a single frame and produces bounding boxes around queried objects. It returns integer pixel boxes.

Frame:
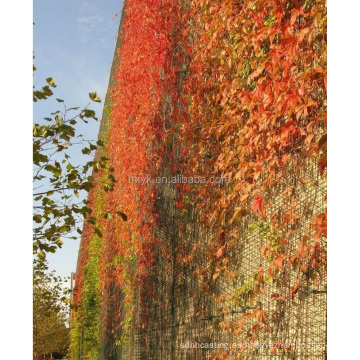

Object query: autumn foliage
[71,0,327,358]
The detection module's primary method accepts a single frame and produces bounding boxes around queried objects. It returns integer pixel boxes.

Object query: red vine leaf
[252,195,266,219]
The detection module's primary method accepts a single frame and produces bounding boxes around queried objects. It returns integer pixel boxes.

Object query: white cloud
[77,15,105,24]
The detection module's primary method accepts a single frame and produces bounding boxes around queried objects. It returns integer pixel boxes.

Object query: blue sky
[34,0,123,279]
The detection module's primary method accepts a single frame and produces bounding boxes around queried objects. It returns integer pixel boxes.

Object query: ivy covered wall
[71,0,327,359]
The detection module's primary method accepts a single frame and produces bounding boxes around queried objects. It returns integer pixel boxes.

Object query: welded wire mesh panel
[109,126,326,360]
[75,0,327,358]
[112,110,327,360]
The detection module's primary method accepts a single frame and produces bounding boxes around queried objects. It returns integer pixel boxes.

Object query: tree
[33,74,117,264]
[33,72,117,356]
[33,262,70,359]
[33,67,127,358]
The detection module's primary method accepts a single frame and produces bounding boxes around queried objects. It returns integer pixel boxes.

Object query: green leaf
[42,86,53,96]
[104,211,113,220]
[89,91,102,103]
[56,98,64,103]
[44,164,62,177]
[116,211,127,222]
[33,214,42,223]
[82,109,97,119]
[87,216,96,225]
[94,227,102,237]
[46,77,57,88]
[33,90,47,100]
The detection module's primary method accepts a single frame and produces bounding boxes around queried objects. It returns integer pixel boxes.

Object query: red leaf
[252,195,266,218]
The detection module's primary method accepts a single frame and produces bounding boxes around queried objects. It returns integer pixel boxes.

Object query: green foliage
[33,70,127,358]
[33,75,117,262]
[75,234,102,359]
[33,262,70,358]
[89,91,102,103]
[70,114,111,359]
[116,211,128,221]
[249,221,285,262]
[231,280,257,307]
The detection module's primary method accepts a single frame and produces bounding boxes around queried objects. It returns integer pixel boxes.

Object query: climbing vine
[175,0,327,356]
[71,0,326,358]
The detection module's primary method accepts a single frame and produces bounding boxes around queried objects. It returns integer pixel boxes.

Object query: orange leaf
[182,27,189,37]
[254,308,266,324]
[318,154,327,176]
[213,271,220,280]
[241,193,249,201]
[300,263,309,273]
[216,245,226,259]
[297,235,308,258]
[242,313,252,318]
[305,133,315,144]
[274,254,286,270]
[291,280,301,299]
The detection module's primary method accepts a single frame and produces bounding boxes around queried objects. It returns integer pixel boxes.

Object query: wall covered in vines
[71,0,327,359]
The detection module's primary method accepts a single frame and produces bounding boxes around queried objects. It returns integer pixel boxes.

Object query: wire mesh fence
[101,125,326,360]
[73,0,327,358]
